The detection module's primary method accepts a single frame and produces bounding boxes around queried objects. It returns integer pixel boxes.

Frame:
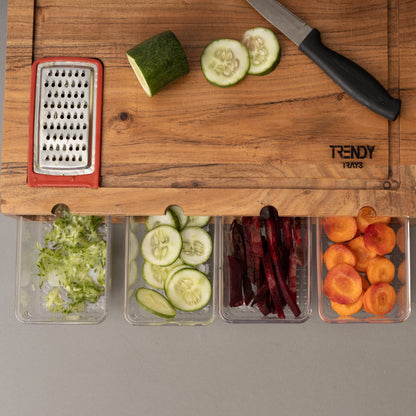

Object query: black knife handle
[299,29,400,121]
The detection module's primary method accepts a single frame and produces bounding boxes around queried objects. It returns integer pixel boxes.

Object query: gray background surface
[1,1,415,415]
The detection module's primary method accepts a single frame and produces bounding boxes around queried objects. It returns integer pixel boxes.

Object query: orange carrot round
[363,282,396,315]
[323,216,358,243]
[347,236,377,273]
[324,263,363,305]
[331,293,364,316]
[356,206,390,233]
[323,243,356,271]
[366,256,395,284]
[363,222,396,256]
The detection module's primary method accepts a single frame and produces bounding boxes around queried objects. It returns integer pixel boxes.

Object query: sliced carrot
[324,263,362,305]
[331,293,364,316]
[356,206,390,233]
[363,282,396,315]
[323,243,356,271]
[366,256,395,284]
[347,235,377,273]
[323,216,358,243]
[363,222,396,256]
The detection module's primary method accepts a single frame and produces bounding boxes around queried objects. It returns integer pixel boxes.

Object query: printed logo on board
[330,145,375,169]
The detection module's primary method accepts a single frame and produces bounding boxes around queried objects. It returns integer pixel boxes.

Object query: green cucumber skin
[249,53,281,76]
[127,31,190,96]
[136,288,176,319]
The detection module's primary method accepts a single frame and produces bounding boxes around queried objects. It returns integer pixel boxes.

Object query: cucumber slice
[141,225,182,266]
[186,216,211,228]
[146,210,179,231]
[126,31,190,97]
[165,268,211,312]
[128,260,139,287]
[136,287,176,319]
[180,226,213,266]
[200,39,250,87]
[168,205,188,230]
[142,258,183,290]
[129,231,140,261]
[242,27,281,76]
[164,264,194,292]
[129,216,140,232]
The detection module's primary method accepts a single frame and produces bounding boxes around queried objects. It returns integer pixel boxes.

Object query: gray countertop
[1,1,415,415]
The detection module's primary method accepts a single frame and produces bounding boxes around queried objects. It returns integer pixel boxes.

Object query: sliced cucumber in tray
[136,288,176,319]
[165,268,212,312]
[127,213,217,322]
[141,225,182,266]
[146,210,179,231]
[180,226,212,266]
[142,258,183,290]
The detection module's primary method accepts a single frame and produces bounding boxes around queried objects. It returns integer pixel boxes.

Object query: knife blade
[246,0,401,121]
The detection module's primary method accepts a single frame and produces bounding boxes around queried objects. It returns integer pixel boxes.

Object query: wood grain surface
[1,0,414,217]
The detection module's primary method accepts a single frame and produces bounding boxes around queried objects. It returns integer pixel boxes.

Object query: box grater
[28,57,103,187]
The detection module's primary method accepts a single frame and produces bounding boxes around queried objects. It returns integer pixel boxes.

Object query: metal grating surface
[33,61,99,176]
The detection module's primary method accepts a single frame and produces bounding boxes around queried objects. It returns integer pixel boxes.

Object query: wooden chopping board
[2,0,414,217]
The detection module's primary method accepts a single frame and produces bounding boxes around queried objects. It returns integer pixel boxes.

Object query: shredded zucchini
[37,208,107,314]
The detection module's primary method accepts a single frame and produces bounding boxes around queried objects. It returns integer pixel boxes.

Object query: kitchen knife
[246,0,401,121]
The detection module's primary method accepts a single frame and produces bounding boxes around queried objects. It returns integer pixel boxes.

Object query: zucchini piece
[200,39,250,87]
[165,268,211,312]
[136,288,176,319]
[141,225,182,266]
[242,27,281,76]
[142,258,183,290]
[180,226,213,266]
[146,210,179,231]
[126,30,190,97]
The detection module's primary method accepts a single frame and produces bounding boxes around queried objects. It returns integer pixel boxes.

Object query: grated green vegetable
[37,208,107,315]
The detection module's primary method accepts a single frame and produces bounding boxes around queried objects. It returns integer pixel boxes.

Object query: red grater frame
[27,57,103,188]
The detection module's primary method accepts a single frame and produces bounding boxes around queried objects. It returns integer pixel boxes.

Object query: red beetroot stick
[242,271,254,306]
[282,217,293,250]
[288,247,297,301]
[260,206,282,247]
[229,220,246,306]
[227,256,244,307]
[244,216,263,257]
[257,298,271,316]
[292,217,305,266]
[252,281,269,305]
[230,220,245,262]
[242,217,256,284]
[242,216,264,286]
[262,253,285,319]
[264,217,301,317]
[230,219,253,305]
